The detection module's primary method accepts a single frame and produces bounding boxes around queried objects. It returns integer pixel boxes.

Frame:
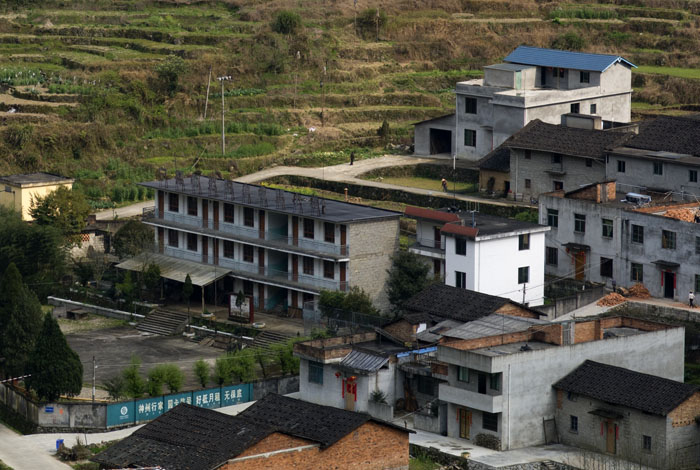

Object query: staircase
[137,309,189,336]
[251,330,294,349]
[540,461,558,470]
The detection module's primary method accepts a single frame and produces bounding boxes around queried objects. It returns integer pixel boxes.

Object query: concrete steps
[137,309,189,336]
[251,330,294,349]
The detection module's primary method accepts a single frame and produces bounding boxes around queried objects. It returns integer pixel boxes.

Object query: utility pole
[203,65,212,119]
[522,284,526,305]
[92,356,96,404]
[217,75,232,155]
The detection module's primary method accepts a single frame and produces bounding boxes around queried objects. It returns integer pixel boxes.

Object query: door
[574,252,586,281]
[213,239,219,266]
[157,227,164,254]
[434,227,441,249]
[606,421,617,454]
[292,255,299,281]
[664,271,675,299]
[504,181,510,197]
[259,210,265,239]
[344,381,356,411]
[292,216,299,246]
[340,262,346,291]
[202,237,208,264]
[157,190,164,218]
[340,225,347,255]
[477,373,487,394]
[258,247,265,275]
[459,409,471,439]
[213,201,219,230]
[202,200,208,229]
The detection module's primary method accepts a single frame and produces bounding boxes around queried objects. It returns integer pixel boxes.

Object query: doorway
[504,181,510,197]
[429,128,452,155]
[574,252,586,281]
[459,408,471,439]
[477,373,487,394]
[663,271,675,299]
[605,421,617,454]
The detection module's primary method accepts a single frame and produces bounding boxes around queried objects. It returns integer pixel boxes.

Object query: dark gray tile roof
[506,119,634,159]
[553,360,699,416]
[0,172,73,186]
[451,212,547,237]
[141,176,401,223]
[626,114,700,157]
[340,349,390,373]
[478,146,510,172]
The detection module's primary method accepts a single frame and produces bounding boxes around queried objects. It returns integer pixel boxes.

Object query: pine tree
[26,315,83,401]
[0,263,43,378]
[386,251,431,313]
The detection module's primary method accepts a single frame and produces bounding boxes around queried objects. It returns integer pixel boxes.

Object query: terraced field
[1,0,700,207]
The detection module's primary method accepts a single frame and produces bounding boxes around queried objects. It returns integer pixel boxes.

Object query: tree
[552,32,585,51]
[143,263,161,299]
[271,10,302,35]
[194,359,210,388]
[386,251,431,313]
[112,220,153,259]
[213,356,232,386]
[116,271,136,308]
[0,263,44,378]
[122,356,145,398]
[356,8,387,40]
[147,365,166,396]
[103,375,127,400]
[25,315,83,401]
[155,54,187,97]
[162,364,184,393]
[230,348,256,383]
[29,186,90,243]
[319,287,379,317]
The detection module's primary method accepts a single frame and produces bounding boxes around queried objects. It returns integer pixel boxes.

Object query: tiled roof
[506,120,634,159]
[0,172,74,186]
[404,206,460,223]
[340,349,390,373]
[504,46,635,72]
[478,146,510,172]
[553,360,699,416]
[441,223,479,238]
[625,115,700,157]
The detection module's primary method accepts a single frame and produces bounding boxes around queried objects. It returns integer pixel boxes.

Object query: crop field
[1,0,700,207]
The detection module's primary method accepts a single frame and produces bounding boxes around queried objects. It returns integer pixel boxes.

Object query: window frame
[585,158,593,167]
[324,222,335,244]
[662,230,676,250]
[518,266,529,284]
[524,150,531,160]
[631,262,643,282]
[696,236,700,255]
[617,160,626,173]
[223,203,234,223]
[580,71,590,83]
[695,274,700,293]
[303,218,315,239]
[168,193,179,212]
[243,207,255,227]
[653,161,663,175]
[303,256,314,275]
[570,103,580,114]
[186,233,198,252]
[223,240,234,259]
[546,247,558,266]
[187,196,198,217]
[243,244,254,263]
[457,366,469,383]
[547,209,559,228]
[464,97,477,114]
[602,218,614,239]
[590,103,597,114]
[168,229,178,248]
[631,225,644,244]
[482,412,498,432]
[518,233,530,251]
[455,238,467,256]
[489,373,501,391]
[308,361,324,385]
[525,178,531,189]
[570,415,579,433]
[551,153,563,164]
[323,260,335,279]
[600,257,613,278]
[691,170,698,183]
[642,435,652,452]
[574,213,586,233]
[464,129,477,147]
[455,271,467,289]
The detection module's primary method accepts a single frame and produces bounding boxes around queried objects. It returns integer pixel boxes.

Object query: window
[323,260,335,279]
[457,366,469,382]
[662,230,676,249]
[546,247,558,266]
[600,257,613,277]
[308,361,323,384]
[631,263,643,282]
[455,271,467,289]
[168,193,179,212]
[490,373,501,391]
[524,150,531,160]
[187,233,197,252]
[574,213,586,233]
[590,103,597,114]
[465,97,477,114]
[324,222,335,243]
[617,160,626,173]
[567,392,577,402]
[551,153,562,164]
[570,103,580,114]
[243,207,254,227]
[570,415,579,433]
[553,181,564,191]
[518,266,529,284]
[525,178,531,189]
[580,71,590,83]
[303,256,314,275]
[482,412,498,432]
[696,236,700,254]
[632,225,644,244]
[586,158,593,167]
[519,233,530,251]
[417,376,433,395]
[464,129,477,147]
[556,67,565,78]
[691,170,698,183]
[304,218,315,239]
[243,245,254,263]
[187,196,197,216]
[168,229,178,247]
[602,218,613,238]
[223,240,234,259]
[224,203,234,223]
[642,435,652,451]
[653,161,663,175]
[547,209,559,228]
[455,238,467,256]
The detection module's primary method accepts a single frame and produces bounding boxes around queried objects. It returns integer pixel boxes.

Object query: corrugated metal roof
[441,313,547,340]
[504,46,636,72]
[116,252,230,287]
[340,350,389,373]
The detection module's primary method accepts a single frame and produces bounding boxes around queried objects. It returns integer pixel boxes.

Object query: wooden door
[213,201,219,230]
[259,210,265,239]
[344,381,356,411]
[340,262,346,291]
[606,421,616,454]
[574,252,585,281]
[258,284,265,310]
[459,409,471,439]
[202,200,208,229]
[157,227,164,254]
[157,190,164,218]
[292,255,298,281]
[434,227,441,249]
[340,225,347,255]
[258,247,265,275]
[202,237,208,264]
[291,290,298,308]
[213,239,219,266]
[292,216,299,246]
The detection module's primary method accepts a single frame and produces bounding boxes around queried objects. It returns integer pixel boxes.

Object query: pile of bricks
[662,208,697,222]
[628,283,651,299]
[597,293,626,306]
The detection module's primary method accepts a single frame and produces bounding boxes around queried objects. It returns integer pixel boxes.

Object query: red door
[292,255,299,281]
[258,247,265,275]
[157,191,164,218]
[202,200,208,229]
[259,210,265,239]
[213,201,219,230]
[202,237,208,264]
[292,216,299,246]
[340,225,347,255]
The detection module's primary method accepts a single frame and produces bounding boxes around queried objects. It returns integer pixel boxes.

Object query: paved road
[0,423,72,470]
[94,200,154,221]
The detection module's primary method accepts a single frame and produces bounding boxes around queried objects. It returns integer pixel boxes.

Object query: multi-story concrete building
[0,172,74,221]
[414,46,635,160]
[437,315,685,450]
[129,175,400,312]
[539,180,700,300]
[405,206,550,306]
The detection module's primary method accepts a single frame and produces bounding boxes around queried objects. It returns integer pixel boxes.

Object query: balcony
[408,238,445,259]
[147,209,349,258]
[545,164,566,176]
[439,383,503,413]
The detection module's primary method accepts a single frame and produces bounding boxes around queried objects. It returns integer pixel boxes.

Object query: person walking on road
[350,151,355,166]
[441,178,448,192]
[690,291,695,308]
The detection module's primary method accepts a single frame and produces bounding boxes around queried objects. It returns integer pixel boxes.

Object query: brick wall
[294,332,377,361]
[348,218,400,312]
[222,421,409,470]
[495,303,540,319]
[669,392,700,428]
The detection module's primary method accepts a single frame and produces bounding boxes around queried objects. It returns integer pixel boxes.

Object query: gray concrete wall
[414,412,441,434]
[367,401,393,421]
[413,115,455,156]
[537,285,606,319]
[348,218,400,312]
[607,154,700,200]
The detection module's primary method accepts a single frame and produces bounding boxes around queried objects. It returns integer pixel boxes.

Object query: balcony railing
[149,209,349,257]
[414,238,443,250]
[439,383,503,413]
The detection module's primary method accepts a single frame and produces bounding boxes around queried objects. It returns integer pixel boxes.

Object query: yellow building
[0,172,75,221]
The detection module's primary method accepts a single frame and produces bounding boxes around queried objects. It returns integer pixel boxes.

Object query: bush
[147,365,167,396]
[123,356,145,398]
[271,10,302,35]
[370,389,387,404]
[162,364,184,393]
[552,32,586,51]
[103,375,127,400]
[357,8,387,40]
[194,359,210,388]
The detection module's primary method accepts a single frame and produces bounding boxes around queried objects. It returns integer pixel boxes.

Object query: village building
[414,46,635,160]
[0,172,74,221]
[93,393,411,470]
[554,360,700,469]
[539,180,700,299]
[117,174,400,313]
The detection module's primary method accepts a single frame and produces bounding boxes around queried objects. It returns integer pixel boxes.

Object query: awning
[564,242,590,252]
[589,409,624,420]
[652,260,680,269]
[116,252,230,287]
[339,350,389,374]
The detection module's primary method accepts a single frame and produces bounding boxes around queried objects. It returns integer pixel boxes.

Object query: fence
[47,296,146,322]
[302,300,385,335]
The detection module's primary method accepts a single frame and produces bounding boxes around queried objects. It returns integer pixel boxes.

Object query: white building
[414,46,635,161]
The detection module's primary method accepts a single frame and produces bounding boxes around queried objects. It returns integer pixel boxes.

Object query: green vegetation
[319,287,380,317]
[409,455,440,470]
[387,251,432,314]
[0,460,14,470]
[636,66,700,79]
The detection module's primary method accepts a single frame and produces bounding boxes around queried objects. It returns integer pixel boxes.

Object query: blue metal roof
[504,46,636,72]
